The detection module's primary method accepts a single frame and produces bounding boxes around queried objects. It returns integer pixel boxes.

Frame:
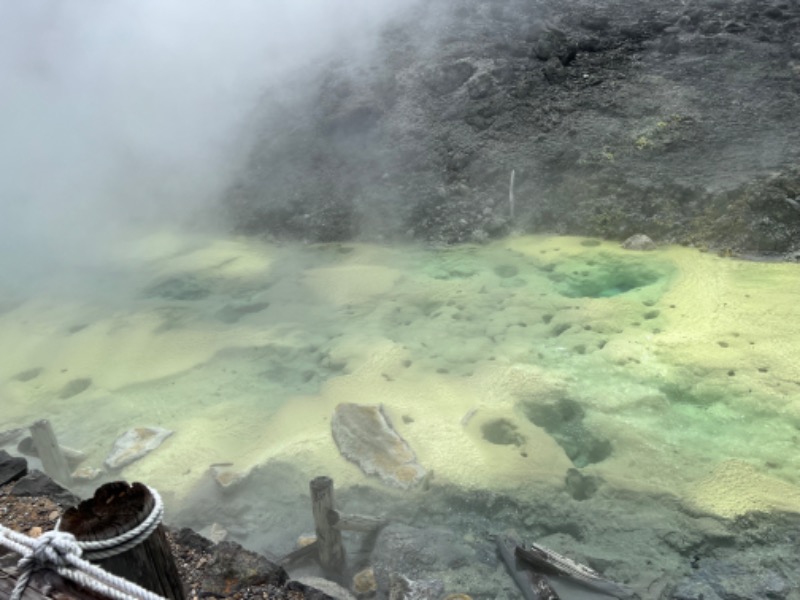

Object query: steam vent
[2,0,800,598]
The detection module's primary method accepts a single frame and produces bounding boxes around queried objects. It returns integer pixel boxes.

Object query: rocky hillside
[225,0,800,256]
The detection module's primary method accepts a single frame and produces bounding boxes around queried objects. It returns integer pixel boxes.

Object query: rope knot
[10,531,82,600]
[27,530,82,569]
[3,485,167,600]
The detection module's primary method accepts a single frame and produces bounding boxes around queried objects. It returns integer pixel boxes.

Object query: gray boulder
[621,234,657,251]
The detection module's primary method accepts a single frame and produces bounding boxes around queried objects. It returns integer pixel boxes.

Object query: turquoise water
[2,232,800,593]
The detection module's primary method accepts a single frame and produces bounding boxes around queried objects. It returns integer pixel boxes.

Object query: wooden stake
[60,481,185,600]
[29,419,72,486]
[509,169,516,220]
[309,476,345,575]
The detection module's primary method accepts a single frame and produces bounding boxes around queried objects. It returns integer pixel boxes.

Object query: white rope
[0,486,169,600]
[78,487,165,561]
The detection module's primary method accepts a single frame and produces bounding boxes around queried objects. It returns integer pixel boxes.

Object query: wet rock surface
[331,403,427,489]
[195,540,288,594]
[164,459,800,600]
[661,512,800,599]
[370,524,470,597]
[0,449,27,487]
[9,469,80,505]
[226,0,800,256]
[0,428,24,446]
[105,426,173,470]
[669,559,790,600]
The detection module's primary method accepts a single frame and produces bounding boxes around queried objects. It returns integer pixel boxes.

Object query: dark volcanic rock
[0,450,27,486]
[198,541,288,595]
[11,469,80,506]
[226,0,800,252]
[0,427,24,445]
[175,527,214,553]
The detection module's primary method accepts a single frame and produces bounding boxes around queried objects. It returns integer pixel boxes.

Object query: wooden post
[59,481,185,600]
[309,476,345,576]
[29,419,72,486]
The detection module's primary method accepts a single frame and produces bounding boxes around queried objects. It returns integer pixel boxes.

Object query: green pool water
[2,232,799,523]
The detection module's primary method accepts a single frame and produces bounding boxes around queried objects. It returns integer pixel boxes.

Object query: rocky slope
[225,0,800,255]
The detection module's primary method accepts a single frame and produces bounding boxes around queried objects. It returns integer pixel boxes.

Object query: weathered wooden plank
[496,534,560,600]
[515,542,639,599]
[309,476,344,575]
[328,510,387,533]
[29,421,72,487]
[278,540,319,567]
[0,566,98,599]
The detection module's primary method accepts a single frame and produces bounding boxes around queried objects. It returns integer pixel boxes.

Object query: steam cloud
[0,0,411,283]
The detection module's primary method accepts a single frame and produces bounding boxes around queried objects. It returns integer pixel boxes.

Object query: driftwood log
[497,534,640,600]
[496,535,560,600]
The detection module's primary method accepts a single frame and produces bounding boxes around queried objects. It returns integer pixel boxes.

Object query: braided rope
[0,486,169,600]
[79,487,165,561]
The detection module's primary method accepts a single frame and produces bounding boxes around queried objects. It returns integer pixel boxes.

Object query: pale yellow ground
[2,232,800,519]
